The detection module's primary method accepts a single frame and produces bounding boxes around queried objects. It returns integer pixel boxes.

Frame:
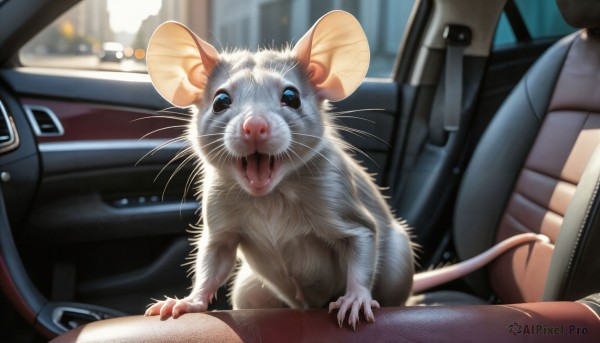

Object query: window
[494,0,577,47]
[20,0,416,78]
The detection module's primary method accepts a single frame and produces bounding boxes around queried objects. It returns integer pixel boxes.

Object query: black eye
[213,90,231,113]
[281,87,301,109]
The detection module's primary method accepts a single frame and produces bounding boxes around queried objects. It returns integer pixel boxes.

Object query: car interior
[0,0,599,342]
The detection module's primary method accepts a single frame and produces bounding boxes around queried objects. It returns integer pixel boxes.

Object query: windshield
[19,0,416,77]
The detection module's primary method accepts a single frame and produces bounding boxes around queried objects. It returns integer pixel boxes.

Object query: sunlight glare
[107,0,163,33]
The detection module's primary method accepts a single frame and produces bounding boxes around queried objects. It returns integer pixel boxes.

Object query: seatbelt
[504,0,532,42]
[443,25,471,131]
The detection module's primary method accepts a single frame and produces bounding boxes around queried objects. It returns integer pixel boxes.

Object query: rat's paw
[144,297,208,320]
[328,290,380,330]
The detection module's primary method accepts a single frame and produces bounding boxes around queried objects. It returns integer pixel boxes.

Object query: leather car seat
[410,0,600,306]
[49,0,600,341]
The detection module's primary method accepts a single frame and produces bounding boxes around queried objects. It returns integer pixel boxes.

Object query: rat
[143,11,413,328]
[143,10,550,328]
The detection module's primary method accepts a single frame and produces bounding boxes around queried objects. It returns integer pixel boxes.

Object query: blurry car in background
[99,42,124,62]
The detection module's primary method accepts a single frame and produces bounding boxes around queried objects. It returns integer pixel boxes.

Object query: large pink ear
[293,11,369,102]
[146,21,220,107]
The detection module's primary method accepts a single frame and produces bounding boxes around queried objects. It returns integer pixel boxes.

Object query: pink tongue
[246,154,271,186]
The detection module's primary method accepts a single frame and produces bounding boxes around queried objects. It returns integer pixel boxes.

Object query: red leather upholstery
[50,302,599,343]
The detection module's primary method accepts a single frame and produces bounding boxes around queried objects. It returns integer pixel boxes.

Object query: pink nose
[242,116,269,140]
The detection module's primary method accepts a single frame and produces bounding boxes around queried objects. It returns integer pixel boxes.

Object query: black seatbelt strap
[443,25,471,132]
[504,0,532,42]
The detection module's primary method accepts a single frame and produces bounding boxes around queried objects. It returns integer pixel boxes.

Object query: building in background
[70,0,112,45]
[107,0,413,76]
[209,0,414,76]
[210,0,413,53]
[135,0,208,51]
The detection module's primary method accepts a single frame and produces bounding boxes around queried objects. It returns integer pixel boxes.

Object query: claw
[144,296,208,319]
[328,301,337,313]
[328,292,379,329]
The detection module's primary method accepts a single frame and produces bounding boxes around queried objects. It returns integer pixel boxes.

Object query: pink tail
[412,233,550,294]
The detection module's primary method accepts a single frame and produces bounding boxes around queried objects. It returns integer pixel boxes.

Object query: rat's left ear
[293,11,369,102]
[146,21,220,107]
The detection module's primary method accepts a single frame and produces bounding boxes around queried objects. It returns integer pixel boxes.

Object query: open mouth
[237,152,280,191]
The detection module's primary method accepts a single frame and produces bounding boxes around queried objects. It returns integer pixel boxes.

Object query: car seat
[409,0,600,306]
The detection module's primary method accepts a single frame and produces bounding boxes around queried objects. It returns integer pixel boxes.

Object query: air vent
[0,100,19,154]
[24,105,64,137]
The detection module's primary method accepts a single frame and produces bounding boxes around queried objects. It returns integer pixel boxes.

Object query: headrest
[556,0,600,29]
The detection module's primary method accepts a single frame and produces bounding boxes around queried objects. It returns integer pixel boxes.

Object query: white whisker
[132,115,192,123]
[140,125,189,140]
[136,136,189,166]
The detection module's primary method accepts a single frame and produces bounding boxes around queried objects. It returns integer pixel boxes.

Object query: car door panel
[17,97,198,243]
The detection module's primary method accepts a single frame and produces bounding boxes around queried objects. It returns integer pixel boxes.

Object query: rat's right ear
[146,21,219,107]
[293,11,369,102]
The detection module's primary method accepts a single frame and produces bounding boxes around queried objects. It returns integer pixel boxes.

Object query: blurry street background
[19,0,568,77]
[19,0,415,77]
